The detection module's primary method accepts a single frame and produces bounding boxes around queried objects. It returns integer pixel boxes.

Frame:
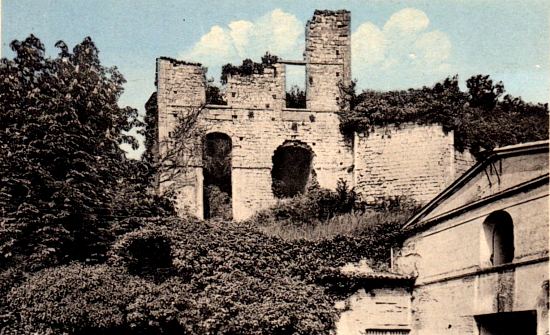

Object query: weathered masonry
[152,10,475,220]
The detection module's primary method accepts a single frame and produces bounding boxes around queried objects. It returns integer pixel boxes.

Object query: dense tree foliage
[0,35,171,271]
[205,84,227,105]
[339,75,549,153]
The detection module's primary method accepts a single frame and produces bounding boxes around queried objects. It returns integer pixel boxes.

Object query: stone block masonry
[306,10,351,111]
[354,123,475,203]
[153,10,476,220]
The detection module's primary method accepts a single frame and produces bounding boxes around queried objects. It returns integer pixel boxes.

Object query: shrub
[6,264,148,334]
[109,218,340,333]
[221,52,279,84]
[253,179,358,226]
[126,277,196,334]
[109,220,182,282]
[204,185,232,220]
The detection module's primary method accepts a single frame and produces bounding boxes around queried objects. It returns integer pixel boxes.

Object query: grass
[252,208,417,241]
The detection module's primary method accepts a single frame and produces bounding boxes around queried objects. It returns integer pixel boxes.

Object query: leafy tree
[205,83,226,105]
[0,35,166,270]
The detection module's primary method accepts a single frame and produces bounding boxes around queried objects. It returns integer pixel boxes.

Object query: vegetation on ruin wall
[286,85,307,109]
[339,75,549,154]
[220,52,279,84]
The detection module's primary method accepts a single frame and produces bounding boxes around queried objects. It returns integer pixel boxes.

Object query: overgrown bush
[5,264,148,334]
[255,179,358,226]
[3,202,417,334]
[111,230,174,281]
[204,185,232,220]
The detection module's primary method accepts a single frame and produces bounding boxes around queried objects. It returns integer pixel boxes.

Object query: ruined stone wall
[305,10,351,111]
[155,67,476,220]
[396,184,549,335]
[354,123,474,204]
[225,64,286,110]
[200,107,354,220]
[454,148,476,176]
[156,58,206,217]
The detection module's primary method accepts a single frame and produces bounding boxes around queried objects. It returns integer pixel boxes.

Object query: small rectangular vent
[365,330,409,335]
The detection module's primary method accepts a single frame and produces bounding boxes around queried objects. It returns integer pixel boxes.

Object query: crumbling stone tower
[151,9,475,221]
[305,10,351,111]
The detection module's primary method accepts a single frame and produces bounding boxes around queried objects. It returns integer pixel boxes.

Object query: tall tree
[0,35,158,270]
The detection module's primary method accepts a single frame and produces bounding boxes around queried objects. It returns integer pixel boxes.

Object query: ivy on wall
[338,75,549,155]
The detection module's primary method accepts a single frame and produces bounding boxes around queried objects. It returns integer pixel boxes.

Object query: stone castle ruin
[151,10,475,220]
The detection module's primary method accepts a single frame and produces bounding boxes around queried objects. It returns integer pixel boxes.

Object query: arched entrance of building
[271,141,314,198]
[202,132,232,219]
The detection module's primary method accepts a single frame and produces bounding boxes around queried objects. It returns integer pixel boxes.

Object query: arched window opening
[483,210,514,266]
[203,132,232,220]
[271,141,313,198]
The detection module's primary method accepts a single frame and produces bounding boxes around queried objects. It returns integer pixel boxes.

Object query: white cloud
[352,8,453,90]
[352,22,386,66]
[182,9,303,82]
[383,8,429,34]
[414,30,452,64]
[184,25,237,66]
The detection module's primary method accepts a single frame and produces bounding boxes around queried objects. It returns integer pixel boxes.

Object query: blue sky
[2,0,549,156]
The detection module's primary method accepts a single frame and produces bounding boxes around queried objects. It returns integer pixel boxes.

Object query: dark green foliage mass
[0,35,172,272]
[339,75,549,154]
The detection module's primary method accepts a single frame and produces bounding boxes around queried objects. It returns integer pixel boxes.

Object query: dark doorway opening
[203,132,232,220]
[271,141,313,198]
[475,311,536,335]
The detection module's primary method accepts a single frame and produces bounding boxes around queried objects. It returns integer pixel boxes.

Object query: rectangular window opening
[285,64,306,109]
